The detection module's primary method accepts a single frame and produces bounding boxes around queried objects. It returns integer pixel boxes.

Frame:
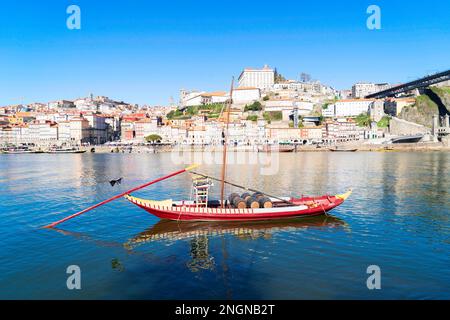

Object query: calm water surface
[0,152,449,299]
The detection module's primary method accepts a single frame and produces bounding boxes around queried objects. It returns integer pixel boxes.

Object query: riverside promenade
[87,142,450,154]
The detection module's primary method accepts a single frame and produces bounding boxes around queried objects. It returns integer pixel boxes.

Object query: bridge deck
[366,69,450,99]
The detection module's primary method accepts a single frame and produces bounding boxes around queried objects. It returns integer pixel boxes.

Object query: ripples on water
[0,152,449,299]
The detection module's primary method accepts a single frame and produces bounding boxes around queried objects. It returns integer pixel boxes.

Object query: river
[0,152,449,299]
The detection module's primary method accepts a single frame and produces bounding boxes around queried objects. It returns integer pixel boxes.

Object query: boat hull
[47,150,86,154]
[125,192,350,222]
[329,148,357,152]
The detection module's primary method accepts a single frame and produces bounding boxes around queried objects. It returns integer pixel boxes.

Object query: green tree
[356,113,371,127]
[263,111,283,122]
[145,134,162,143]
[167,109,183,119]
[244,101,263,112]
[274,68,286,83]
[377,116,391,128]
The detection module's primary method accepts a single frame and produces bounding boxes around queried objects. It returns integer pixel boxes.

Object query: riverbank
[81,142,450,154]
[3,142,449,155]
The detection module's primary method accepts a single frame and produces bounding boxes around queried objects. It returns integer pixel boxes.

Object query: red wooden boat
[124,190,351,222]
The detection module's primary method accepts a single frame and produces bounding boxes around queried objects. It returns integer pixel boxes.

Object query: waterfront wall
[389,117,429,136]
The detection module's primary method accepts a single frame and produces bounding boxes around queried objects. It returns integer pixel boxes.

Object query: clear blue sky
[1,0,449,106]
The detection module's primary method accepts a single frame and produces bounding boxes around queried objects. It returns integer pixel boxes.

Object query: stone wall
[389,117,429,136]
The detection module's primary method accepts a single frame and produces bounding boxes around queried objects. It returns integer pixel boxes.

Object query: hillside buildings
[2,66,410,148]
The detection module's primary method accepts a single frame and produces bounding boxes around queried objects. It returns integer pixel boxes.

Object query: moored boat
[124,190,351,222]
[329,147,358,152]
[1,147,43,154]
[47,147,86,154]
[258,144,295,152]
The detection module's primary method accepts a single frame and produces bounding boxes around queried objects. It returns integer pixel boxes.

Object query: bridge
[366,69,450,99]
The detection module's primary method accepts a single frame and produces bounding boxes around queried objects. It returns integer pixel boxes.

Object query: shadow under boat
[124,215,348,249]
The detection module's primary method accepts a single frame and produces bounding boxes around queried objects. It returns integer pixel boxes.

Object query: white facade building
[332,99,375,117]
[232,87,261,104]
[238,65,274,90]
[352,83,391,98]
[321,105,336,117]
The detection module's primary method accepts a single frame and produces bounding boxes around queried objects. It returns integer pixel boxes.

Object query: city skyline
[1,0,450,106]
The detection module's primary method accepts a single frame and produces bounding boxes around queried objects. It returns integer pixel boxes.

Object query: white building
[207,92,229,104]
[352,83,391,98]
[333,99,375,117]
[47,100,74,109]
[183,91,229,107]
[232,87,261,104]
[321,104,336,117]
[264,99,314,121]
[238,65,274,90]
[83,113,108,144]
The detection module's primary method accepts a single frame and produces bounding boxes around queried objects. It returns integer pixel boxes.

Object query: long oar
[191,171,296,206]
[44,164,199,228]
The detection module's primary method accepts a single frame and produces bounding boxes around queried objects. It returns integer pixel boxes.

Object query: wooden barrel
[258,196,273,208]
[232,197,247,209]
[241,192,251,201]
[252,192,264,200]
[246,197,260,209]
[228,193,240,203]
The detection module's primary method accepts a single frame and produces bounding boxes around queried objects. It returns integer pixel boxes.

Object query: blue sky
[1,0,449,106]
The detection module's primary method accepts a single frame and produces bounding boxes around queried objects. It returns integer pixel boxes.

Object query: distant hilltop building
[352,82,391,98]
[238,65,275,90]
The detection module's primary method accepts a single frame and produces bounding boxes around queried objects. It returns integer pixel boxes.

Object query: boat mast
[220,77,234,208]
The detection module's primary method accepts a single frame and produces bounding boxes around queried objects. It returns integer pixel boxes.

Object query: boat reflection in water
[126,216,347,247]
[51,215,347,273]
[125,216,348,272]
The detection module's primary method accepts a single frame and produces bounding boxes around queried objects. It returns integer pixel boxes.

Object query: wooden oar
[44,164,199,228]
[190,171,296,206]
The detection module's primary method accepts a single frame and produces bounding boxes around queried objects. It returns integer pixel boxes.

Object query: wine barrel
[258,196,273,208]
[241,192,251,201]
[252,192,264,200]
[232,197,247,209]
[228,193,240,203]
[246,197,260,209]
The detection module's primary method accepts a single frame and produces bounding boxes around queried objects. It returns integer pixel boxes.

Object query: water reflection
[126,216,348,273]
[51,215,347,274]
[126,216,347,246]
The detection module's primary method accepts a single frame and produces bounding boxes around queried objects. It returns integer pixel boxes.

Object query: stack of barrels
[229,192,273,209]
